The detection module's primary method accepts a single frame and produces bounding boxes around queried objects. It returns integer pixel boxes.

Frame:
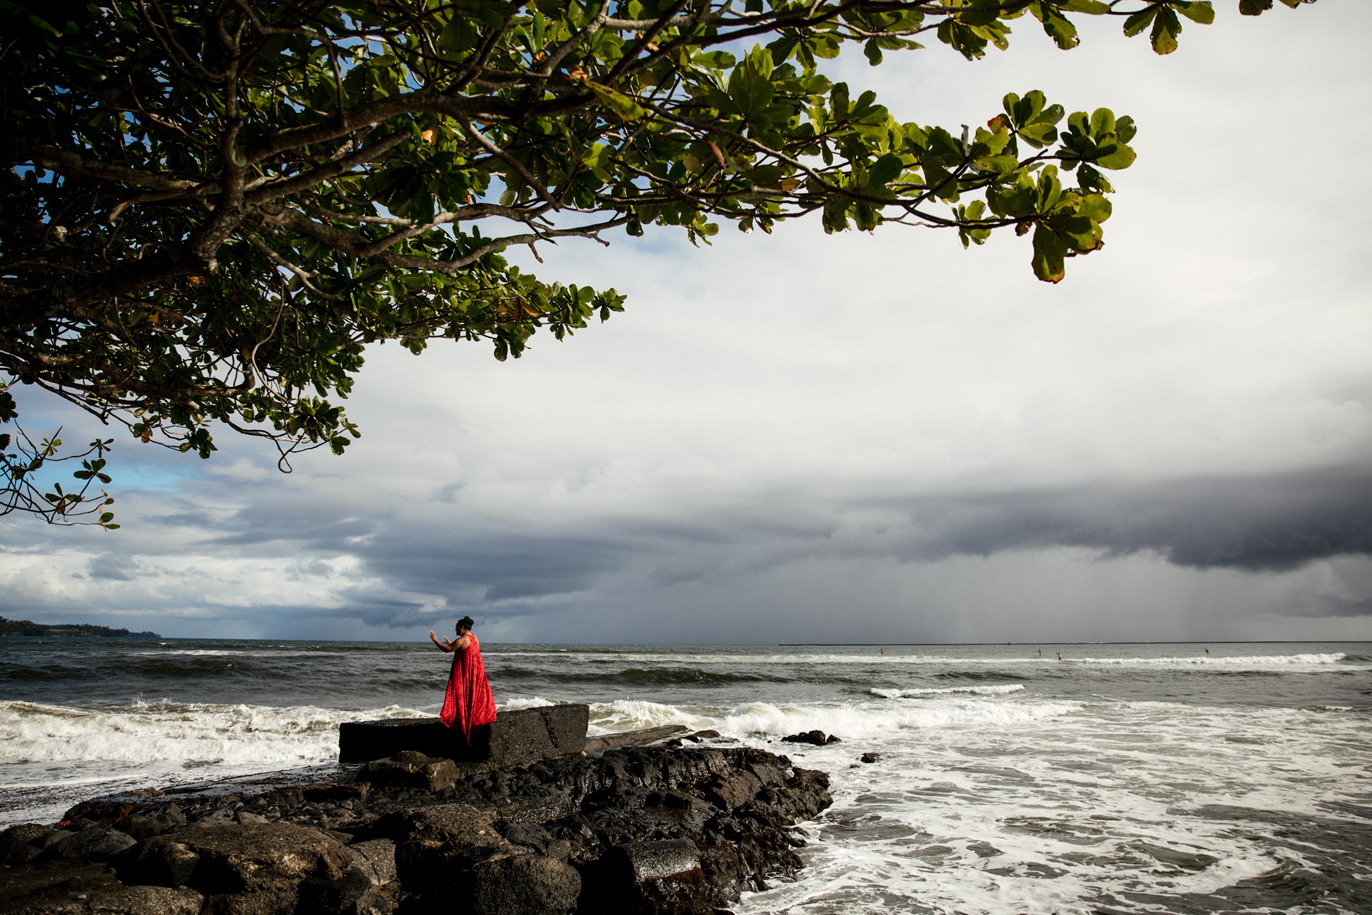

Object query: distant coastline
[0,615,159,639]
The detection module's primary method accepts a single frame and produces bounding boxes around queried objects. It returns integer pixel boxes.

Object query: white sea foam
[498,694,562,712]
[870,684,1025,698]
[717,697,1080,742]
[0,700,422,769]
[585,699,720,736]
[733,696,1372,915]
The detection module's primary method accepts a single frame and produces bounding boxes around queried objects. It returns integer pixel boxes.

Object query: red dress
[440,634,497,739]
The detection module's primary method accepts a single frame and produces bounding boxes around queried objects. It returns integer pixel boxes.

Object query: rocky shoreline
[0,730,833,915]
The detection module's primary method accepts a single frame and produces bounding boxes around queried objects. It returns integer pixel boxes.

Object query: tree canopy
[0,0,1312,527]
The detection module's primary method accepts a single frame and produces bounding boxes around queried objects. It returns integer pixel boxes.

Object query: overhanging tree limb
[0,0,1314,527]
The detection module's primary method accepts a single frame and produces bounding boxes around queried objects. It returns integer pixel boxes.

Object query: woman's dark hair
[457,616,475,632]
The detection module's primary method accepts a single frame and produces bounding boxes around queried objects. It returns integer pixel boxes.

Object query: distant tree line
[0,615,160,638]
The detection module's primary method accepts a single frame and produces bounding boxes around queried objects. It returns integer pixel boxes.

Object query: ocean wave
[718,698,1079,741]
[0,700,422,768]
[1078,653,1350,667]
[586,699,720,736]
[870,684,1026,698]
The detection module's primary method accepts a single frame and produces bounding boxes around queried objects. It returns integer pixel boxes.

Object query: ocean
[1,639,1369,914]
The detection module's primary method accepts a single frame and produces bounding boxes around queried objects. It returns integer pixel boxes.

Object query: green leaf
[868,153,904,187]
[1079,194,1112,222]
[1060,0,1110,11]
[1150,7,1181,55]
[1095,141,1136,170]
[1089,108,1116,138]
[1019,122,1059,148]
[587,82,646,121]
[1175,2,1216,25]
[1123,6,1158,37]
[1032,223,1068,283]
[1037,3,1080,50]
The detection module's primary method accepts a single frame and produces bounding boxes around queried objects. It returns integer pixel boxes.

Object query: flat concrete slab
[339,705,589,767]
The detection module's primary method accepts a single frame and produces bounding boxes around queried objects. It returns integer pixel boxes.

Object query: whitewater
[2,639,1369,914]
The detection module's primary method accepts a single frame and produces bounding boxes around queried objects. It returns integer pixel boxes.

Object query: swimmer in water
[1057,652,1063,661]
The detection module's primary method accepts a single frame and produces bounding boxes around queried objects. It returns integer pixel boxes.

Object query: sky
[4,4,1371,644]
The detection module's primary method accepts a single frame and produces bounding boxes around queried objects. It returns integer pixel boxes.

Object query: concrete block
[338,706,589,767]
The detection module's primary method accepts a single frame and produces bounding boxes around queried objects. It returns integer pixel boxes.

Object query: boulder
[781,730,840,746]
[0,824,46,866]
[122,804,190,841]
[295,866,374,915]
[127,822,351,915]
[355,751,458,791]
[0,859,203,915]
[392,804,512,896]
[292,839,396,915]
[469,853,580,915]
[339,705,589,767]
[346,839,397,887]
[588,839,713,915]
[127,838,201,888]
[45,826,138,861]
[683,730,721,743]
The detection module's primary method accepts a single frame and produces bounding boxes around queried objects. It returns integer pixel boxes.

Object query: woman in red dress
[429,616,497,741]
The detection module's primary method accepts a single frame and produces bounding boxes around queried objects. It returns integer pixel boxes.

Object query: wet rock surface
[781,730,840,747]
[0,746,830,915]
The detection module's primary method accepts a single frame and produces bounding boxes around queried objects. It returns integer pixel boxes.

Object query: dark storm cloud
[175,491,644,626]
[233,462,1372,629]
[884,464,1372,572]
[359,532,632,600]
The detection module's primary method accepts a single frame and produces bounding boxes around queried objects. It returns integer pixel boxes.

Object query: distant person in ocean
[429,616,497,741]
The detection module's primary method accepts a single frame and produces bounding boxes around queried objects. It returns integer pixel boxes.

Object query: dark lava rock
[0,824,48,866]
[15,745,830,915]
[356,751,459,792]
[470,853,581,915]
[44,825,138,861]
[585,838,712,915]
[781,730,840,746]
[684,730,721,742]
[860,752,881,764]
[0,859,203,915]
[392,803,513,896]
[130,822,351,915]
